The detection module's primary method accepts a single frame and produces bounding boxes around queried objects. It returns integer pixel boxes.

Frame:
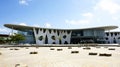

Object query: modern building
[4,24,118,45]
[105,32,120,44]
[0,34,9,44]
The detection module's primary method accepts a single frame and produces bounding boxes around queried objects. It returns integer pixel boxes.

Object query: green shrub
[108,48,115,50]
[68,47,72,49]
[57,49,63,51]
[71,51,79,54]
[50,48,55,50]
[89,52,97,55]
[83,47,91,50]
[14,48,19,50]
[29,52,38,54]
[99,53,112,57]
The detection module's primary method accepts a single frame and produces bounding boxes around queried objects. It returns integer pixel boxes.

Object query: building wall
[33,28,72,45]
[105,32,120,44]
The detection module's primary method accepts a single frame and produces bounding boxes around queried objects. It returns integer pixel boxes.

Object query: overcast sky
[0,0,120,34]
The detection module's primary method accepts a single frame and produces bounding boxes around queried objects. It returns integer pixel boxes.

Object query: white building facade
[33,28,72,44]
[105,32,120,44]
[4,24,118,45]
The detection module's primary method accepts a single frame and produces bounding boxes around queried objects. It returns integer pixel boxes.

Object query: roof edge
[4,24,118,31]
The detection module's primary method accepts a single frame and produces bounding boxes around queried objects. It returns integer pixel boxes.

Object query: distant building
[105,32,120,44]
[4,24,118,45]
[0,34,9,44]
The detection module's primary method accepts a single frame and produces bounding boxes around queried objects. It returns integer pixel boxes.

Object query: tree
[0,37,11,44]
[0,37,6,44]
[10,33,25,44]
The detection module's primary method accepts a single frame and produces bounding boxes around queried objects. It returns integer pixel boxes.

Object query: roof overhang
[4,24,118,31]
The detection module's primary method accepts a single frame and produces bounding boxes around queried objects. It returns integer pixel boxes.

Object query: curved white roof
[4,24,118,31]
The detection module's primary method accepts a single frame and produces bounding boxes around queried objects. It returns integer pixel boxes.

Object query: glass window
[51,36,56,40]
[38,36,43,41]
[106,37,108,40]
[106,33,109,36]
[115,33,117,36]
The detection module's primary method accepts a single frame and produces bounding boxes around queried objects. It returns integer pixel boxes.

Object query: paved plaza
[0,46,120,67]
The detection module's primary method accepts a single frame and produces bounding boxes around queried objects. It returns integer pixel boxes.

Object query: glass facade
[18,31,35,44]
[71,29,105,44]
